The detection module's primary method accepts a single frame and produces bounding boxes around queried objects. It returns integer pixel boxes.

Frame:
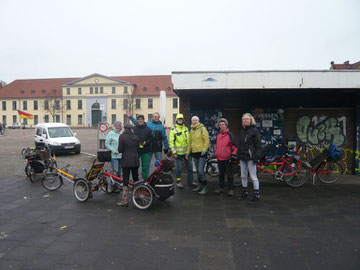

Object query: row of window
[109,113,179,125]
[111,98,178,110]
[1,114,82,125]
[66,86,129,95]
[2,98,178,111]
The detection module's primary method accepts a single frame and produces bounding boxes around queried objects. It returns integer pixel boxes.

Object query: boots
[198,185,208,195]
[192,184,202,192]
[117,186,129,206]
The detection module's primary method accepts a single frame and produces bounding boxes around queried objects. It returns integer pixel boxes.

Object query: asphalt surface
[0,128,360,269]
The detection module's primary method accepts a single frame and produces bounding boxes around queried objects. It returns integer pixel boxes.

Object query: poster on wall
[251,108,284,157]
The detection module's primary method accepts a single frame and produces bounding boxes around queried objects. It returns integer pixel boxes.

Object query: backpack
[328,142,341,161]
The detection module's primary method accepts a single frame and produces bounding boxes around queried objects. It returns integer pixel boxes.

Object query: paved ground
[0,128,360,269]
[0,173,359,270]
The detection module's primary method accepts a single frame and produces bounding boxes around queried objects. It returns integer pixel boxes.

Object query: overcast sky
[0,0,359,83]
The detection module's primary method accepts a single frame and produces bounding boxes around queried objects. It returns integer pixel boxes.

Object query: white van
[35,123,81,154]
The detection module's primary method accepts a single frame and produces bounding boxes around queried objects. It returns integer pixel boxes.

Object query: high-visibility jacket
[189,123,210,154]
[169,124,190,155]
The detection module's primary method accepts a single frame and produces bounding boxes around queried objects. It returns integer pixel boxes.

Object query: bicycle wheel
[281,163,295,182]
[285,163,309,188]
[206,160,219,177]
[25,164,36,182]
[21,148,28,159]
[317,160,343,184]
[42,173,63,191]
[132,184,153,210]
[73,178,90,202]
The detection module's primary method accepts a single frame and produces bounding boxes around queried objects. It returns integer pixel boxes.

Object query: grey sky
[1,0,359,83]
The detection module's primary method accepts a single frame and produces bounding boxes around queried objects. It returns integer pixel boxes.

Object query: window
[12,101,17,110]
[78,88,82,95]
[23,101,27,110]
[36,127,42,136]
[2,101,6,111]
[100,87,104,94]
[90,87,93,94]
[78,114,83,125]
[34,115,38,125]
[148,114,153,122]
[173,114,177,124]
[173,98,178,109]
[44,115,49,123]
[111,99,116,110]
[124,86,128,94]
[123,99,129,109]
[148,98,153,109]
[34,100,38,110]
[55,115,60,123]
[55,100,60,110]
[136,99,141,109]
[66,100,71,110]
[13,115,17,124]
[167,87,172,91]
[155,87,159,91]
[66,88,70,95]
[124,114,129,124]
[23,118,28,125]
[44,100,49,110]
[66,114,71,125]
[77,100,82,110]
[112,87,116,94]
[111,114,116,124]
[95,87,98,94]
[2,115,6,125]
[143,87,147,91]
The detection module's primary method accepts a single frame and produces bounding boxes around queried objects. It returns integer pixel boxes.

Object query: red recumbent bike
[100,156,175,210]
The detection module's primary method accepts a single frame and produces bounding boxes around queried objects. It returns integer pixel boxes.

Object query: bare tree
[121,93,136,124]
[40,96,64,122]
[0,80,6,87]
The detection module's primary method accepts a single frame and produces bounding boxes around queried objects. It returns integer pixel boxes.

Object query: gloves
[164,149,168,154]
[201,151,206,156]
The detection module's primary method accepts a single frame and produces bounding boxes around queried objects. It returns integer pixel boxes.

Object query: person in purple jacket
[214,118,237,196]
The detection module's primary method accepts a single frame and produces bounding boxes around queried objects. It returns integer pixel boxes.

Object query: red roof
[0,75,175,98]
[0,78,76,98]
[331,61,360,70]
[114,75,174,96]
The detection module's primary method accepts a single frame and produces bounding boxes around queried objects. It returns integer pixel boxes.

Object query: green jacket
[169,124,190,155]
[105,129,122,159]
[189,123,210,153]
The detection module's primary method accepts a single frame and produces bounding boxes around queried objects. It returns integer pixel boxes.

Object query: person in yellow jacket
[189,116,210,195]
[169,114,196,188]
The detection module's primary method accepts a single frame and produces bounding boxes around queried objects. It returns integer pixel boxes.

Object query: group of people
[105,111,262,206]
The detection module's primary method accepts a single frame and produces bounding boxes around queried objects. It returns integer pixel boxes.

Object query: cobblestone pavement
[0,128,360,269]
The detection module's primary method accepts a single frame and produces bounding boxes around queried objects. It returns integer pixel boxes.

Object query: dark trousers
[122,167,139,186]
[218,160,234,190]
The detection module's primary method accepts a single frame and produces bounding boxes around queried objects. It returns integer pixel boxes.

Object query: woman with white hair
[189,116,210,195]
[237,113,262,203]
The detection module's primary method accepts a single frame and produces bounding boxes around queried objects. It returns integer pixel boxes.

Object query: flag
[17,110,34,119]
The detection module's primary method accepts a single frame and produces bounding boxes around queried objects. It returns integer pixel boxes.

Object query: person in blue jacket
[127,111,169,173]
[105,121,122,177]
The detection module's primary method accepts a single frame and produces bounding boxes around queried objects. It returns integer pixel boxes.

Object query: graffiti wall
[285,109,355,174]
[296,115,346,147]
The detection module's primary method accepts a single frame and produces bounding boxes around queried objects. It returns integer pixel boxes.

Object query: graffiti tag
[296,116,346,146]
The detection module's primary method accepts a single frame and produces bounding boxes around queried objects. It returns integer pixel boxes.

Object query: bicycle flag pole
[17,110,34,152]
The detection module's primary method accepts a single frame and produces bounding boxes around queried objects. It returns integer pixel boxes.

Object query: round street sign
[99,123,108,133]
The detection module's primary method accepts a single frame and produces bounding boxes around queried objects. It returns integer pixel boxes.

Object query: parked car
[34,123,81,154]
[8,123,25,129]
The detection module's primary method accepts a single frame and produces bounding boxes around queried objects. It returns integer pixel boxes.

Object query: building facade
[0,73,179,127]
[172,70,360,175]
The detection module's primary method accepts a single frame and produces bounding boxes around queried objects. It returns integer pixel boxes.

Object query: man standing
[127,111,169,172]
[169,114,195,188]
[132,115,153,180]
[214,118,237,196]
